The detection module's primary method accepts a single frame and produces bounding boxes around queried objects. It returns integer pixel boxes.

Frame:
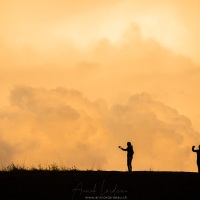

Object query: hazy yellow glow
[0,0,200,172]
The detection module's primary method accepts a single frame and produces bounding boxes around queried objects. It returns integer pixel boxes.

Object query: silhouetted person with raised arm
[119,142,134,172]
[192,145,200,173]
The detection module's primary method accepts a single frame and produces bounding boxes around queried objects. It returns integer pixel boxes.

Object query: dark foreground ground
[0,170,200,200]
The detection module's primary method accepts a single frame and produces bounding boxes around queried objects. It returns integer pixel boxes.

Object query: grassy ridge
[0,170,200,199]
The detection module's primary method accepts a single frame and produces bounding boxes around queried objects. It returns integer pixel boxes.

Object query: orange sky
[0,0,200,171]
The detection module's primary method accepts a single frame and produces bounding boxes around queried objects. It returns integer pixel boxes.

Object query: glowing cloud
[0,0,200,172]
[0,86,199,171]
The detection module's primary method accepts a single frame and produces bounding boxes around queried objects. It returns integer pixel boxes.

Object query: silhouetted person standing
[192,145,200,173]
[119,142,134,172]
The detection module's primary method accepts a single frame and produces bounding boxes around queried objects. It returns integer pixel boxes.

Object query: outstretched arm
[119,146,127,151]
[192,146,197,152]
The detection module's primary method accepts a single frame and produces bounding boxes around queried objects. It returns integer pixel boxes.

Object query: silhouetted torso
[192,147,200,163]
[195,151,200,162]
[123,145,134,157]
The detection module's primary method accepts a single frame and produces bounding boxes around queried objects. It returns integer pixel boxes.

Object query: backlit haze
[1,0,200,172]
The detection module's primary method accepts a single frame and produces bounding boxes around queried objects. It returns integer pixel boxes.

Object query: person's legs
[127,156,133,172]
[197,162,200,173]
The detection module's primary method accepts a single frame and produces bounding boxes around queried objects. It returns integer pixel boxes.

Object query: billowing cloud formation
[1,23,200,132]
[0,86,199,171]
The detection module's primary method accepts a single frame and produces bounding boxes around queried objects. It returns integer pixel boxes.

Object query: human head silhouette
[127,142,131,147]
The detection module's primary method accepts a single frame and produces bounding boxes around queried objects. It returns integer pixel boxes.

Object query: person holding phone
[192,145,200,173]
[119,142,134,172]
